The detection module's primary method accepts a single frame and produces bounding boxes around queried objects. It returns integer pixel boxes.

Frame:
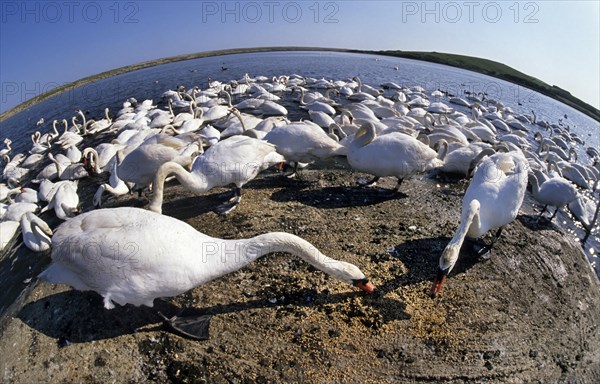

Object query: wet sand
[1,158,599,383]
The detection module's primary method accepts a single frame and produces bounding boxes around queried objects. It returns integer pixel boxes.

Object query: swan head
[328,260,375,293]
[430,244,460,298]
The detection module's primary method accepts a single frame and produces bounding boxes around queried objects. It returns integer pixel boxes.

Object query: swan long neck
[445,200,481,267]
[296,87,307,105]
[29,218,53,246]
[77,111,88,135]
[231,109,246,131]
[148,161,209,213]
[222,90,232,107]
[352,122,376,148]
[48,154,63,176]
[199,232,344,284]
[84,148,100,174]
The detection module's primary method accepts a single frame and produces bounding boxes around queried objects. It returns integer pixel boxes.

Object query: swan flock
[1,69,598,339]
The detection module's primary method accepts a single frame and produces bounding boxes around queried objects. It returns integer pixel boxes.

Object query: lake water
[0,50,598,321]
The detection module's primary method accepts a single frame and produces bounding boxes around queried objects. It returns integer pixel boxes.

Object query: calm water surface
[1,51,598,320]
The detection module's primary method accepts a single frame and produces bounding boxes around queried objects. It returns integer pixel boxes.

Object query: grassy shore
[1,46,598,122]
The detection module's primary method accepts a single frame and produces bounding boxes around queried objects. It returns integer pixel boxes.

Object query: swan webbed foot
[215,201,239,215]
[215,187,241,215]
[473,244,493,260]
[158,311,211,341]
[357,176,380,187]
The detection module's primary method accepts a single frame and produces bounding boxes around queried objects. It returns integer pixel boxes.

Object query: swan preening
[431,151,529,297]
[40,207,375,339]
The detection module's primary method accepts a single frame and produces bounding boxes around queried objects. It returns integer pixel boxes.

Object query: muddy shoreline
[1,158,599,383]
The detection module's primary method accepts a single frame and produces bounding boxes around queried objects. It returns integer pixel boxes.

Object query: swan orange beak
[430,267,448,298]
[355,279,376,294]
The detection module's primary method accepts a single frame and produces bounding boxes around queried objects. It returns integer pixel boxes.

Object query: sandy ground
[1,157,599,383]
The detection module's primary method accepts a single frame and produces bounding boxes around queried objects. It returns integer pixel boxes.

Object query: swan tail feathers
[39,264,91,292]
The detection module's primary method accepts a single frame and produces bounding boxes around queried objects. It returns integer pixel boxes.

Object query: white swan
[149,135,284,215]
[82,144,118,175]
[1,182,21,202]
[87,107,113,134]
[47,153,88,181]
[0,139,12,157]
[264,121,347,175]
[20,212,52,252]
[568,194,599,231]
[116,134,200,193]
[93,160,130,207]
[432,151,529,297]
[529,169,578,221]
[2,201,39,222]
[40,180,79,220]
[347,122,443,191]
[39,207,375,338]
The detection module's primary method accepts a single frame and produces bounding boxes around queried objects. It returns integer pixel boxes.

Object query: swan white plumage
[149,135,284,215]
[0,220,20,251]
[93,160,130,207]
[116,134,200,193]
[40,180,79,220]
[20,212,52,252]
[0,139,12,157]
[347,122,443,191]
[568,194,599,230]
[47,153,88,181]
[2,202,39,222]
[529,169,578,221]
[431,151,529,297]
[264,121,347,173]
[39,207,375,337]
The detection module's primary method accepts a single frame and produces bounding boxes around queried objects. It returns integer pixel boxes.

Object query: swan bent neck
[149,161,209,213]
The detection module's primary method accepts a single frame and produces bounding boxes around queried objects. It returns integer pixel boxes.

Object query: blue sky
[1,1,599,113]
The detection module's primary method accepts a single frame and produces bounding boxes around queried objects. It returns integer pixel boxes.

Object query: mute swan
[528,169,578,221]
[2,201,39,222]
[264,121,347,176]
[22,153,45,169]
[149,135,284,215]
[0,139,12,157]
[309,110,336,128]
[2,155,29,183]
[29,132,51,154]
[40,180,79,220]
[203,91,233,121]
[347,122,443,191]
[40,207,375,339]
[431,151,529,297]
[116,134,200,193]
[1,183,21,202]
[83,144,118,175]
[439,144,496,178]
[87,108,113,134]
[568,194,599,231]
[12,187,38,204]
[47,153,88,181]
[20,212,52,252]
[93,160,130,207]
